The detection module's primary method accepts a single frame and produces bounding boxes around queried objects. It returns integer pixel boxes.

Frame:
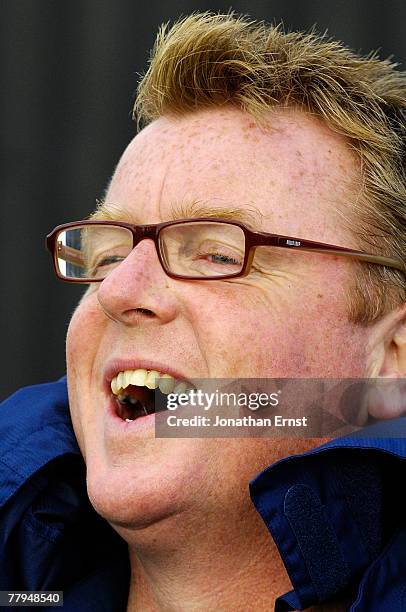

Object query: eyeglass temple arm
[56,242,85,267]
[254,233,404,274]
[309,248,405,273]
[273,236,405,274]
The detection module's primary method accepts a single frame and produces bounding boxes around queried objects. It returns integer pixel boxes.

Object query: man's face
[66,107,369,529]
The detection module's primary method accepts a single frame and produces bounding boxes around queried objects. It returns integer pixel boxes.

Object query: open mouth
[110,368,191,423]
[115,386,158,422]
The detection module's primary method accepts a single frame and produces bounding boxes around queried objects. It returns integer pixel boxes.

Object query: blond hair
[134,12,406,323]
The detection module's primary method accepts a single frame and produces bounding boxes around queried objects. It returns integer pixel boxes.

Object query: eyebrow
[90,199,265,231]
[170,201,264,230]
[89,200,135,222]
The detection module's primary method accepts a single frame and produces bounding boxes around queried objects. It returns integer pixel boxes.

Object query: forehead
[105,107,359,243]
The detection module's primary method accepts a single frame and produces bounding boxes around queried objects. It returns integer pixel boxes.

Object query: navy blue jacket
[0,378,405,611]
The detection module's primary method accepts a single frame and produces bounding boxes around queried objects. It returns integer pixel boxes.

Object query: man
[1,12,405,612]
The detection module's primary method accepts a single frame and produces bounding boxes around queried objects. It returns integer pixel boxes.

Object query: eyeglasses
[46,218,405,282]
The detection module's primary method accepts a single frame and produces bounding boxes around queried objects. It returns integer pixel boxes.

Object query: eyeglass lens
[54,222,246,280]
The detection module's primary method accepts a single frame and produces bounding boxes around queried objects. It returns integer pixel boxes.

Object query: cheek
[66,294,106,452]
[191,282,366,378]
[192,284,308,377]
[66,294,104,369]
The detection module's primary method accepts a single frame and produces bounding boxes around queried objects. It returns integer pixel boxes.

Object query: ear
[366,304,406,420]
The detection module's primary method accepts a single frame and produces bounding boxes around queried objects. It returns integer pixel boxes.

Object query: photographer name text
[165,415,308,427]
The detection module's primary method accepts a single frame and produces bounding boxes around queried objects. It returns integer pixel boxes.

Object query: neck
[122,499,292,611]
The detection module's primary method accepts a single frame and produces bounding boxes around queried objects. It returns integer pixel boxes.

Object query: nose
[96,238,179,326]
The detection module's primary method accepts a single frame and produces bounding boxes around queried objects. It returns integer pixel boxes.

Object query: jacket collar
[250,418,406,609]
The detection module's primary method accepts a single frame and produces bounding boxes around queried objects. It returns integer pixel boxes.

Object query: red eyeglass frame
[46,217,406,282]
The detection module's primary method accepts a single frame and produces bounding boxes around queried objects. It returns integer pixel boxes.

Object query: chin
[85,449,195,531]
[87,471,178,530]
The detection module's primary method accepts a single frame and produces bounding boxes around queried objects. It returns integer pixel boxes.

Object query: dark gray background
[1,0,405,400]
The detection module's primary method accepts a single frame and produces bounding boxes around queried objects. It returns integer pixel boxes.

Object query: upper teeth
[110,369,189,396]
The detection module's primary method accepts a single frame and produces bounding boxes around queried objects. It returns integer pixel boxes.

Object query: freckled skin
[66,107,373,608]
[68,105,368,515]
